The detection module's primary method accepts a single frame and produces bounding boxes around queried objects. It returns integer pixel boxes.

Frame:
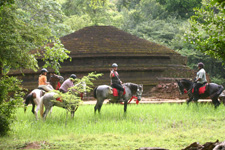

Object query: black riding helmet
[70,74,77,80]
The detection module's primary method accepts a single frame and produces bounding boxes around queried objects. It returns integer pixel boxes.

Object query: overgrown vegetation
[0,104,225,149]
[0,76,24,136]
[0,1,70,135]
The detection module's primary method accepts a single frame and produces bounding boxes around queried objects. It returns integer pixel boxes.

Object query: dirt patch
[20,141,50,149]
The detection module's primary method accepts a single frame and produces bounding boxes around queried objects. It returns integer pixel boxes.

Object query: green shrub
[0,76,24,136]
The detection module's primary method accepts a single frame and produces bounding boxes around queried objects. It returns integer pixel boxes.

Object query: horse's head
[176,79,193,95]
[176,79,184,95]
[136,84,143,101]
[49,74,64,89]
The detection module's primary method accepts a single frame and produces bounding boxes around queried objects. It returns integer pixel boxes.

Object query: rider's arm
[110,70,114,78]
[43,76,50,85]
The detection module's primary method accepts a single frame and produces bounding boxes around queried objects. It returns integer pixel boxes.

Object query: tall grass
[1,103,225,149]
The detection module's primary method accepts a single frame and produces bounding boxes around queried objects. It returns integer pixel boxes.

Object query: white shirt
[196,68,207,84]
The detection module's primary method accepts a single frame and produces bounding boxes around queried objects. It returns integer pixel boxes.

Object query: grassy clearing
[0,103,225,149]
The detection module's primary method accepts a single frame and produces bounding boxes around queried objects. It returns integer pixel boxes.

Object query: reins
[120,96,139,105]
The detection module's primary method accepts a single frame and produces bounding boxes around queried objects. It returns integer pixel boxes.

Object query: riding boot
[118,91,124,102]
[193,90,199,101]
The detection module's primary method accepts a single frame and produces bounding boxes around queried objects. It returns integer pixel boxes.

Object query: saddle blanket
[56,97,63,102]
[112,88,126,97]
[192,85,207,95]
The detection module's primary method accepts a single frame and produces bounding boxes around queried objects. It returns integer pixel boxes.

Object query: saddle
[192,83,208,95]
[112,88,126,97]
[37,87,47,92]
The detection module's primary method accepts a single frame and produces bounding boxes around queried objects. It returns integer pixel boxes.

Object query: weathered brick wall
[9,26,195,97]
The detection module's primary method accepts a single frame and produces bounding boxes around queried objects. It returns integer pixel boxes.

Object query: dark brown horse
[176,79,224,108]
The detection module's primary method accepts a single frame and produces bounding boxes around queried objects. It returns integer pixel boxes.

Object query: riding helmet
[70,74,77,79]
[197,62,204,68]
[112,63,118,68]
[41,68,48,73]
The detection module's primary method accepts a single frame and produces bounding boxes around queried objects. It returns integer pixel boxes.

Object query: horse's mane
[123,83,138,94]
[180,79,193,90]
[181,79,192,84]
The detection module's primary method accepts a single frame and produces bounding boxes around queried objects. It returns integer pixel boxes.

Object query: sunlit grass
[1,103,225,149]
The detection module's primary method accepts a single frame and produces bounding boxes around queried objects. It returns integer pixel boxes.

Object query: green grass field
[0,103,225,149]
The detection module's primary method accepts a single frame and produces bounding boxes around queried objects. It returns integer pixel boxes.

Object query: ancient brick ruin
[9,26,195,97]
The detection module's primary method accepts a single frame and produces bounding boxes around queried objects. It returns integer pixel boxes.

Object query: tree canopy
[184,0,225,62]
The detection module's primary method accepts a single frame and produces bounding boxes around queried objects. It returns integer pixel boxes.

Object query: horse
[24,74,64,119]
[39,81,86,119]
[176,79,224,108]
[93,83,143,113]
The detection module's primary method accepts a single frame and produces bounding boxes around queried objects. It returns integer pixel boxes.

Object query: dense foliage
[0,0,70,135]
[0,76,24,136]
[185,0,225,62]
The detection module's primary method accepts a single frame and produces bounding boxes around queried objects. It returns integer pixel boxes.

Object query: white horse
[24,74,64,119]
[39,81,86,119]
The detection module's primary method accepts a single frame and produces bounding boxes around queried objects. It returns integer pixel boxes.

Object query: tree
[115,0,141,11]
[15,0,71,38]
[0,0,14,7]
[184,0,225,62]
[0,1,71,135]
[0,5,48,76]
[156,0,202,18]
[62,0,115,26]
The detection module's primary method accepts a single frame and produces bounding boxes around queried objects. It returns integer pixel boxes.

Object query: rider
[193,62,207,101]
[59,74,76,93]
[110,63,124,102]
[38,68,54,92]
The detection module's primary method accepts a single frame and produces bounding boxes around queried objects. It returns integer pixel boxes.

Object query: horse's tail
[217,85,224,97]
[40,96,44,118]
[210,85,224,99]
[24,93,34,113]
[93,87,97,99]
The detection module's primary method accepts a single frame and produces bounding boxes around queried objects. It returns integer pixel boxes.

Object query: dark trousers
[193,83,204,101]
[59,89,66,93]
[111,83,124,92]
[112,83,124,101]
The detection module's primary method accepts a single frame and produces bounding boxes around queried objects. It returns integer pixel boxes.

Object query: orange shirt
[38,75,47,85]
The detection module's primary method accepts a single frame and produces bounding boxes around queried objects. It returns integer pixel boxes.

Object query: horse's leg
[32,104,35,114]
[124,100,128,113]
[43,106,52,119]
[94,99,103,114]
[212,97,220,109]
[35,104,41,120]
[49,107,53,117]
[186,96,193,105]
[71,105,79,118]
